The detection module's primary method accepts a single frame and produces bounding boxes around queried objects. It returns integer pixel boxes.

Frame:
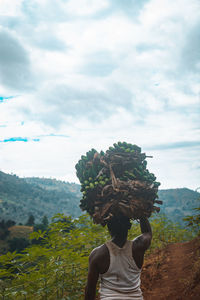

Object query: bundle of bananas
[75,142,162,226]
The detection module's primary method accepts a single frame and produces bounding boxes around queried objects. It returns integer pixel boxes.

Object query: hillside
[0,171,81,223]
[158,188,200,225]
[0,170,199,225]
[141,237,200,299]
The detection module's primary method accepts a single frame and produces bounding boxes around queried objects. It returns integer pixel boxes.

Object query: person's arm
[139,216,152,251]
[84,251,99,300]
[133,217,152,252]
[132,217,152,269]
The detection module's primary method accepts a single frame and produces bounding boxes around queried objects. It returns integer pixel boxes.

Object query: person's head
[107,215,132,238]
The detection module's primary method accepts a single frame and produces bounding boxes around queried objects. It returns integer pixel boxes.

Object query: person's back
[84,216,152,300]
[99,240,142,299]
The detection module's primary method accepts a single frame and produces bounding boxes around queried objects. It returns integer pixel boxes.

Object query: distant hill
[0,171,82,224]
[158,188,200,225]
[0,171,199,225]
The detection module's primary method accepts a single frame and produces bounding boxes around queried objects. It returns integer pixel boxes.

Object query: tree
[6,220,16,228]
[26,214,35,226]
[42,216,48,228]
[8,237,30,252]
[0,227,9,240]
[0,220,11,239]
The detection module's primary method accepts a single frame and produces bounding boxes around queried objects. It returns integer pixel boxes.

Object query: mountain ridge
[0,171,199,225]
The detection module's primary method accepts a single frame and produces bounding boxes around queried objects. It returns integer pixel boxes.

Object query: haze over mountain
[0,171,199,225]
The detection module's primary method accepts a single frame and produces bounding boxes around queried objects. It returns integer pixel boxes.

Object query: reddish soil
[141,237,200,300]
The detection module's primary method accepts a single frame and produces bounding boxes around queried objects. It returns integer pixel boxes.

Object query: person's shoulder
[89,243,109,263]
[132,233,152,251]
[89,244,110,274]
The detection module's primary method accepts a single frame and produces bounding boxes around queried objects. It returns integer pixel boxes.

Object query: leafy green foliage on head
[75,141,161,215]
[75,148,101,183]
[75,142,160,185]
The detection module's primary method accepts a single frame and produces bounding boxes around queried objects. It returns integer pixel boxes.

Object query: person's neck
[111,234,128,248]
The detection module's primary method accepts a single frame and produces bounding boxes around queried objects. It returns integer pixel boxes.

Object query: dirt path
[141,237,200,300]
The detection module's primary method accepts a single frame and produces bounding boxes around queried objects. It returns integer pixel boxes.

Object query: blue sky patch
[0,135,67,143]
[0,137,41,143]
[0,96,16,103]
[0,137,28,143]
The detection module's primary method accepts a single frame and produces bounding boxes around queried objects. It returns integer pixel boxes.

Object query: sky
[0,0,199,190]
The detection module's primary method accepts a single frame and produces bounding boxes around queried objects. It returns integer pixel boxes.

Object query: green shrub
[0,213,192,299]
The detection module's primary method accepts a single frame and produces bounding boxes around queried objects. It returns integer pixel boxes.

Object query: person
[84,215,152,300]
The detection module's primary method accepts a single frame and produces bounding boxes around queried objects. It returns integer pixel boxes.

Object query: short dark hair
[107,215,131,237]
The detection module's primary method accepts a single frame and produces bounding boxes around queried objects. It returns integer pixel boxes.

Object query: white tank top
[99,240,143,300]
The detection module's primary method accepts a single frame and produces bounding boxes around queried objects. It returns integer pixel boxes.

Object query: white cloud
[65,0,109,16]
[0,0,199,190]
[0,0,23,16]
[0,30,33,90]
